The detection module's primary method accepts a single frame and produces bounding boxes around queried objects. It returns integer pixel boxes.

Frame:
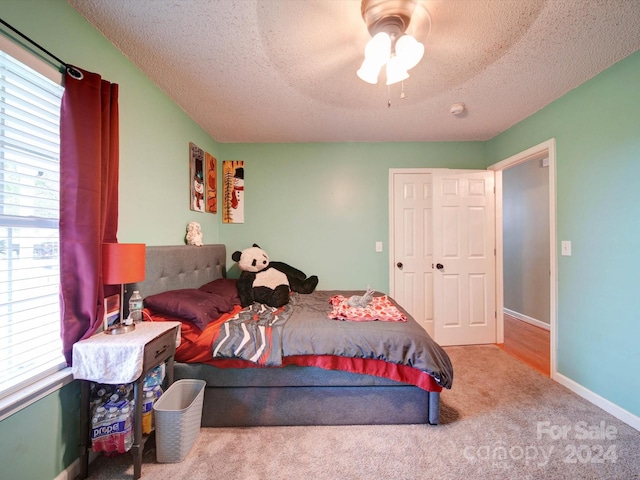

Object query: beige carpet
[85,345,640,479]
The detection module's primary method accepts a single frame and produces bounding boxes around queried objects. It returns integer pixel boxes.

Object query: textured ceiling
[67,0,640,143]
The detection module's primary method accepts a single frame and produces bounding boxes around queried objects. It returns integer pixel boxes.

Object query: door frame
[488,138,557,378]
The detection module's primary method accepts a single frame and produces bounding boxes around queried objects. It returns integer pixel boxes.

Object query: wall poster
[205,152,217,213]
[189,142,205,212]
[223,160,244,224]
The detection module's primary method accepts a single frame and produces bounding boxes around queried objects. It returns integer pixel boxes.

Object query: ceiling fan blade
[405,1,432,43]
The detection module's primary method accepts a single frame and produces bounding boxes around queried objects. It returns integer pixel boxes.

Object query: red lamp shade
[102,243,146,285]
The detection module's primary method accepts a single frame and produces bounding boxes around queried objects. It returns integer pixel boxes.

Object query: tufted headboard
[128,244,227,303]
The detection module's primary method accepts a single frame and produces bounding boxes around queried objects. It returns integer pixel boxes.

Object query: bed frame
[132,245,440,426]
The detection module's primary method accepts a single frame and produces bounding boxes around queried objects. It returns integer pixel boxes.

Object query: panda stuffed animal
[232,244,319,308]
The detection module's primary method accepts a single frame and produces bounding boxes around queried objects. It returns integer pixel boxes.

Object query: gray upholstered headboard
[128,244,227,304]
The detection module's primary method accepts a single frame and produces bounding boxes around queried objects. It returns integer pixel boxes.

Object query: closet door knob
[396,262,403,269]
[436,263,444,270]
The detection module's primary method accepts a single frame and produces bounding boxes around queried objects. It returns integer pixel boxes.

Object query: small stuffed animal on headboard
[232,244,318,308]
[185,221,203,246]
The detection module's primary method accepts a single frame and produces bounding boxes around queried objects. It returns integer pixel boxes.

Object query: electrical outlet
[561,241,572,256]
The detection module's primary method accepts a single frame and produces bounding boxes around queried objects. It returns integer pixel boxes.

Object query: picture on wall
[205,152,217,213]
[223,160,244,224]
[189,142,205,212]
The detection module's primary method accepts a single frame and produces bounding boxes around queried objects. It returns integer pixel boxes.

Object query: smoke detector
[450,102,466,115]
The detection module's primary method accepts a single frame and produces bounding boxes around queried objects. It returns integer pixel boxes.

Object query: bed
[130,244,453,427]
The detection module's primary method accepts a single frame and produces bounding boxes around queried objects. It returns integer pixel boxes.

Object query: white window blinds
[0,46,65,400]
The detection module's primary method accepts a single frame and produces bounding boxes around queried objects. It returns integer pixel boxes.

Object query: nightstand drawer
[143,328,176,371]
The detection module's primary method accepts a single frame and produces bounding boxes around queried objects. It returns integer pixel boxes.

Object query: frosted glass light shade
[357,32,392,84]
[385,56,409,85]
[357,60,383,84]
[395,34,424,71]
[365,32,392,66]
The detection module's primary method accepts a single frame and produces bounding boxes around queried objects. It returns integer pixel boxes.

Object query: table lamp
[102,242,146,334]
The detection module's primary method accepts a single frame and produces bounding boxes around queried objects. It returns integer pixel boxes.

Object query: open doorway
[500,157,550,375]
[489,139,557,378]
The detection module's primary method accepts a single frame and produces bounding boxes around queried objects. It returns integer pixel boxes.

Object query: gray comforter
[212,290,453,389]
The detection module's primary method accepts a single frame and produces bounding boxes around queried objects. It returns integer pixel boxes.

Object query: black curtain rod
[0,17,68,69]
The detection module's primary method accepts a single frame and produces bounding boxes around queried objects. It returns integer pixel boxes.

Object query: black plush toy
[231,244,319,308]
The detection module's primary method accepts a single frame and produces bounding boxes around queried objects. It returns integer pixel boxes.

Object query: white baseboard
[553,372,640,432]
[504,308,550,331]
[55,460,78,480]
[55,450,99,480]
[501,310,637,431]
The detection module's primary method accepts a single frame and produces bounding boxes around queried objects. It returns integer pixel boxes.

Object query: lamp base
[105,323,136,335]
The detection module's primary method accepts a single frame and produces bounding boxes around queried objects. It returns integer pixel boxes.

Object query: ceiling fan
[253,0,558,113]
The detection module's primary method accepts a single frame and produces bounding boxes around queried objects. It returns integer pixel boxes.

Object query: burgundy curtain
[60,66,119,365]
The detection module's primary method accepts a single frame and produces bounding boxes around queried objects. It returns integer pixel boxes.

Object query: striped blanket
[211,302,293,366]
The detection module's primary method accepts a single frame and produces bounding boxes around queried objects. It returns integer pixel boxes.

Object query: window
[0,40,64,401]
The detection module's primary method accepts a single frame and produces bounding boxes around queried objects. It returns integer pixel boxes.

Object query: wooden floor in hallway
[497,313,550,376]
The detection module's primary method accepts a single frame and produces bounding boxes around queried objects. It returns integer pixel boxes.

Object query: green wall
[0,382,79,480]
[218,142,485,290]
[486,49,640,419]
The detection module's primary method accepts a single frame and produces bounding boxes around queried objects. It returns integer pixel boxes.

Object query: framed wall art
[205,152,217,213]
[189,142,205,212]
[223,160,244,224]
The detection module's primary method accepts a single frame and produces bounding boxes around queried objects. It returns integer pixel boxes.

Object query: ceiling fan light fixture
[357,0,425,93]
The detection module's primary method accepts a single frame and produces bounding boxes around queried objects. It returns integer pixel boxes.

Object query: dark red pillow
[198,278,240,305]
[144,289,234,331]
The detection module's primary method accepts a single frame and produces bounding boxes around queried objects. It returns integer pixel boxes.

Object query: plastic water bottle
[103,406,119,452]
[119,405,134,452]
[142,390,155,434]
[90,406,107,452]
[129,290,143,323]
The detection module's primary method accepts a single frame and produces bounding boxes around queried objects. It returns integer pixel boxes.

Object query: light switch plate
[375,241,383,252]
[561,240,572,256]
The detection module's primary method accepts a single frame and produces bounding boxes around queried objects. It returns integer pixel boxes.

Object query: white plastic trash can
[153,379,206,463]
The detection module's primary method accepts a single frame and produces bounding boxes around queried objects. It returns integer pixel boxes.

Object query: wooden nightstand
[73,322,181,479]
